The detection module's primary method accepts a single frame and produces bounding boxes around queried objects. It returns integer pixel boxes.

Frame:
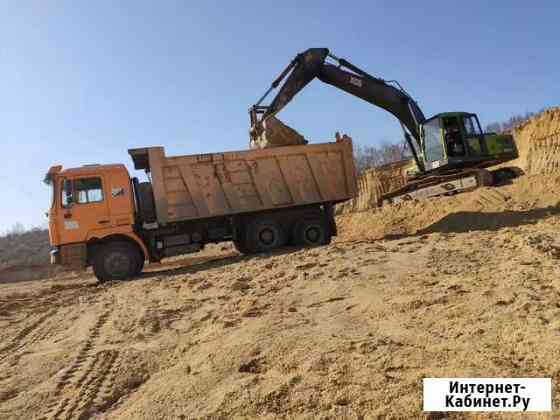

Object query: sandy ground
[1,109,559,419]
[0,204,559,419]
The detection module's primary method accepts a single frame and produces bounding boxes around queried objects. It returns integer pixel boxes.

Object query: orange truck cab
[46,164,149,279]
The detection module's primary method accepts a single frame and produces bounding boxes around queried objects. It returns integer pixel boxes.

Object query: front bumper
[50,248,60,265]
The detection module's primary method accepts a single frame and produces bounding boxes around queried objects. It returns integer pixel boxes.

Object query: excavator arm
[250,48,427,172]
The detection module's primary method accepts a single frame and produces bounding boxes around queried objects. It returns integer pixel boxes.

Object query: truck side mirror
[63,179,74,208]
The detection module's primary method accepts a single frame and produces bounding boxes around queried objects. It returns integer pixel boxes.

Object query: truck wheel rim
[106,252,130,277]
[304,225,321,243]
[259,228,275,245]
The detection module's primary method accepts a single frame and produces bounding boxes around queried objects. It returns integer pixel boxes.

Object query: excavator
[249,48,520,205]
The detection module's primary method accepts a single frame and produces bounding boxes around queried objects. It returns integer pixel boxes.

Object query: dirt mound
[337,159,410,214]
[338,175,560,241]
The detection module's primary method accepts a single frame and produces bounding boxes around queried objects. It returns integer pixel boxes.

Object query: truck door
[57,175,110,244]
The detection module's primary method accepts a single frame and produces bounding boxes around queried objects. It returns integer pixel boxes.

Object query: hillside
[0,108,559,419]
[0,229,55,283]
[0,229,50,268]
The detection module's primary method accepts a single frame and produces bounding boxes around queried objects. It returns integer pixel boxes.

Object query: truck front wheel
[92,241,142,282]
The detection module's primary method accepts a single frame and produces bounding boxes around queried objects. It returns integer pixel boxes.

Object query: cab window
[423,118,444,163]
[61,177,104,207]
[76,178,104,204]
[463,115,481,136]
[61,179,72,208]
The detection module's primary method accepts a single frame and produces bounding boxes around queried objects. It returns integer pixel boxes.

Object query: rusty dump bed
[129,138,357,225]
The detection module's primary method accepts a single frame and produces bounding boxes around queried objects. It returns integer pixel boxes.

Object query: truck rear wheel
[246,218,286,253]
[294,217,331,247]
[93,241,142,282]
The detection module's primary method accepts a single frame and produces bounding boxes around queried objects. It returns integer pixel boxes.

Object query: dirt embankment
[509,107,560,175]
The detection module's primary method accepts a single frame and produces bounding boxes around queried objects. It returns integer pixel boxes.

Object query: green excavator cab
[410,112,518,175]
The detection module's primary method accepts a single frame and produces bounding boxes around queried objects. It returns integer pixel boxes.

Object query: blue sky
[0,1,558,233]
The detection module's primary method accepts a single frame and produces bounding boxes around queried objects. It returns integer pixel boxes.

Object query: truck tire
[246,218,286,253]
[293,217,331,247]
[92,241,142,282]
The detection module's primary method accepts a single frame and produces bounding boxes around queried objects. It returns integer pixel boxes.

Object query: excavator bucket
[249,49,329,149]
[249,116,308,150]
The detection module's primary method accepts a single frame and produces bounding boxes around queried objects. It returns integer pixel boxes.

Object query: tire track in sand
[0,287,94,366]
[0,309,57,363]
[38,310,121,420]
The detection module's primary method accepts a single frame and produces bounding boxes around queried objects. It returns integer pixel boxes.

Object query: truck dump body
[129,138,357,225]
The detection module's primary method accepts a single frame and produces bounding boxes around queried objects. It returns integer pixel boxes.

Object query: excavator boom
[250,48,426,170]
[318,63,425,142]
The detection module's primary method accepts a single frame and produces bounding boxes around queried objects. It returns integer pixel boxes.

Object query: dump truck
[45,137,357,281]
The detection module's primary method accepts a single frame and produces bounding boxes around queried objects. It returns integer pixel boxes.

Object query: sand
[249,117,308,150]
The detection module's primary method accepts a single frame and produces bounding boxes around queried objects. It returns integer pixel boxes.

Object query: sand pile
[337,159,410,214]
[337,174,560,241]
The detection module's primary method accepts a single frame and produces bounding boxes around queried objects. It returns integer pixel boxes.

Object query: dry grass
[0,229,53,282]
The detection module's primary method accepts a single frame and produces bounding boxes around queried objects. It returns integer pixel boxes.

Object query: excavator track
[380,168,495,206]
